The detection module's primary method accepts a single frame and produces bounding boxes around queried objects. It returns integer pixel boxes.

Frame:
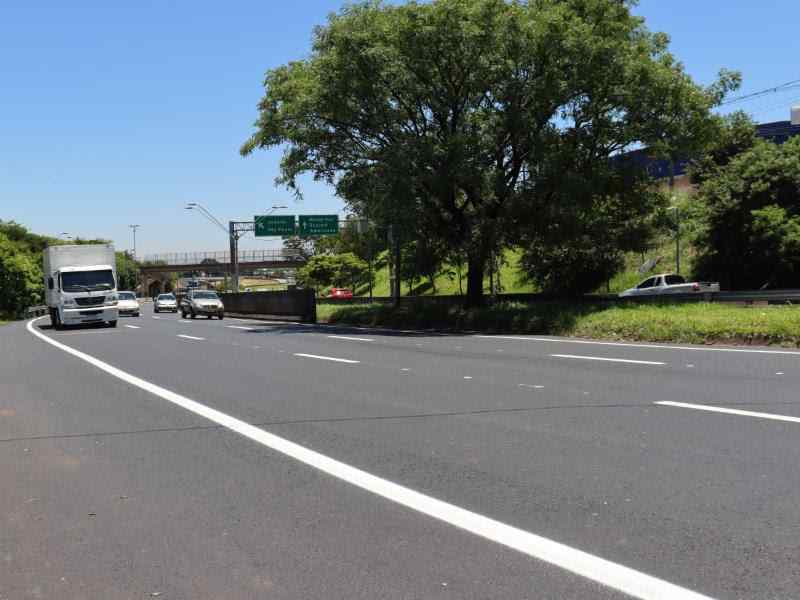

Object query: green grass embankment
[318,302,800,347]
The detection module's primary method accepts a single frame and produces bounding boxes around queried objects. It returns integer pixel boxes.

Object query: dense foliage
[694,136,800,290]
[297,252,371,291]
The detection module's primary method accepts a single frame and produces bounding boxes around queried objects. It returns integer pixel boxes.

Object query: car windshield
[61,269,115,292]
[118,292,136,300]
[158,295,175,300]
[192,292,218,299]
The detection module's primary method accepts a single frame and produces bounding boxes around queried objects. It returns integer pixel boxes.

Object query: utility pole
[668,204,680,275]
[229,221,240,293]
[129,225,140,260]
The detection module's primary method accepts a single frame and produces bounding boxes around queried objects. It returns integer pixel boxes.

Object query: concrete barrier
[221,289,316,322]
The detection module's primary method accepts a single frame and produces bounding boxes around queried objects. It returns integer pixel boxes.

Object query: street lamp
[267,205,288,215]
[667,205,680,275]
[59,232,72,241]
[129,225,140,260]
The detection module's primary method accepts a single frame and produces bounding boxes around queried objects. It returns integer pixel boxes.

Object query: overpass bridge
[139,249,305,295]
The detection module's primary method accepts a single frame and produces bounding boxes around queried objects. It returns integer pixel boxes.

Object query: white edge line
[551,354,666,366]
[478,335,800,356]
[25,317,711,600]
[177,334,205,341]
[327,335,374,342]
[293,353,360,364]
[656,401,800,424]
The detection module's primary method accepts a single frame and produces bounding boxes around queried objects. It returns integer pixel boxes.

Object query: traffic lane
[29,320,800,597]
[41,315,800,428]
[5,321,625,599]
[0,321,206,441]
[148,306,800,382]
[267,411,800,600]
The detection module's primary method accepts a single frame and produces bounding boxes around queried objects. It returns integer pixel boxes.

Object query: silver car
[154,293,178,313]
[180,290,225,319]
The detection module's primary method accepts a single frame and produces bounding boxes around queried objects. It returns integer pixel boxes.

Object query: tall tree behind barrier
[241,0,737,305]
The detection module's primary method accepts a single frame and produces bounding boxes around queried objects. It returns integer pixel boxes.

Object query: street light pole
[129,225,140,260]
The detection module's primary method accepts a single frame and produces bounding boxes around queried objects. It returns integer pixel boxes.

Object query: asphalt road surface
[2,307,800,599]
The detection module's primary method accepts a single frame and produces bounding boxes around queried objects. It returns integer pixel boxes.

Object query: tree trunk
[465,248,486,308]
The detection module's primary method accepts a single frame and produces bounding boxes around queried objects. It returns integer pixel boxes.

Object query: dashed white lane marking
[27,317,713,600]
[463,376,473,380]
[177,334,205,341]
[552,354,666,366]
[478,335,800,356]
[776,372,785,376]
[179,320,193,324]
[227,325,255,331]
[327,335,374,342]
[152,316,161,320]
[124,325,140,329]
[519,384,545,390]
[293,353,360,364]
[657,401,800,424]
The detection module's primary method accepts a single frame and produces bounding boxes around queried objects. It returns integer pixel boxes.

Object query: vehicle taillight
[692,283,700,291]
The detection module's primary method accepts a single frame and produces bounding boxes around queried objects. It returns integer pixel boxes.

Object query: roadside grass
[317,302,800,347]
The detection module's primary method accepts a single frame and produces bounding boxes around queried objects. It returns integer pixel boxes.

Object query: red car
[329,288,354,299]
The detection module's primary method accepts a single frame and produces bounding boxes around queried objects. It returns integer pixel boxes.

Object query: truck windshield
[61,270,115,292]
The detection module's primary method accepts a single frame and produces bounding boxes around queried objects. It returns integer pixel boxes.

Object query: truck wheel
[108,320,117,328]
[51,309,62,330]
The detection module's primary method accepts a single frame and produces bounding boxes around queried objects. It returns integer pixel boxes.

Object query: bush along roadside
[317,302,800,347]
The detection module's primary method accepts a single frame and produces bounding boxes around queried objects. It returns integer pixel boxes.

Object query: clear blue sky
[2,0,798,255]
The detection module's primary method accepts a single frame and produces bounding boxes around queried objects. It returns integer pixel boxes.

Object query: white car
[154,293,178,313]
[620,274,720,297]
[180,290,225,319]
[117,291,141,316]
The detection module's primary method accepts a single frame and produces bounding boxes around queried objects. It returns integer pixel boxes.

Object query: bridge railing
[141,249,304,266]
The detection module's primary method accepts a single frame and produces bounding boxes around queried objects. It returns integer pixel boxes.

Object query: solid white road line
[478,335,800,356]
[124,325,141,329]
[551,354,666,366]
[293,353,360,364]
[656,401,800,424]
[26,317,712,600]
[227,325,255,331]
[327,335,374,342]
[177,334,205,341]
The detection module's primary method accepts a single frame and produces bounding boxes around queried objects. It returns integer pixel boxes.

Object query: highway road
[2,307,800,599]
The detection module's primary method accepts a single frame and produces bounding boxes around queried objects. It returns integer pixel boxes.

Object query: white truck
[43,244,119,329]
[619,274,720,298]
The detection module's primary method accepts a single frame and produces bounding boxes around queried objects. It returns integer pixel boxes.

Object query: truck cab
[44,245,119,329]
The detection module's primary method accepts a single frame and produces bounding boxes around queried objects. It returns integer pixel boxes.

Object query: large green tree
[242,0,735,304]
[694,136,800,290]
[0,231,43,317]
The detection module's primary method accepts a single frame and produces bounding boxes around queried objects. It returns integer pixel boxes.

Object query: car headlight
[63,297,77,307]
[105,294,118,306]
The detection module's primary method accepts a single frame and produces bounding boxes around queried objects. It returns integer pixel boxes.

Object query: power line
[722,78,800,106]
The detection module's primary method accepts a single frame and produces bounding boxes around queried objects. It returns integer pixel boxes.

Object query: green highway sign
[298,214,339,237]
[254,215,296,237]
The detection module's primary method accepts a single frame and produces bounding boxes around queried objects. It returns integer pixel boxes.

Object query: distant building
[623,113,800,191]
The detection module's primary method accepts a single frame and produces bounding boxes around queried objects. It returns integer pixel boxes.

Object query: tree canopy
[242,0,737,302]
[694,136,800,290]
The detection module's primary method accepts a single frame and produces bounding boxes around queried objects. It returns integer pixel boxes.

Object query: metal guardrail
[316,289,800,306]
[141,249,305,267]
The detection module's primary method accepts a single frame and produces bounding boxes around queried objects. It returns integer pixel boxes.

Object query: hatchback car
[117,291,140,317]
[180,290,225,319]
[154,293,178,313]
